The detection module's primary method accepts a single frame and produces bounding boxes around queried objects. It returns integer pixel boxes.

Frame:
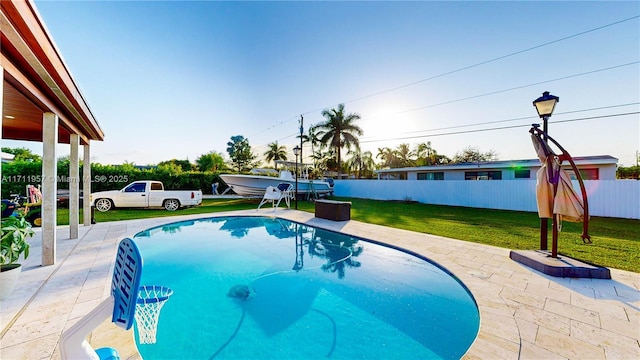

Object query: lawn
[56,197,640,273]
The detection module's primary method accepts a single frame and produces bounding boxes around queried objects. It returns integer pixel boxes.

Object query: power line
[360,102,640,139]
[282,60,638,144]
[372,62,639,117]
[359,112,639,144]
[248,15,639,140]
[258,107,639,153]
[300,15,640,116]
[254,104,639,165]
[340,16,640,108]
[254,111,640,164]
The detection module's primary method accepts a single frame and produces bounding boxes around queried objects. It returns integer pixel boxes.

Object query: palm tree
[263,142,287,170]
[361,150,375,178]
[315,104,363,175]
[394,143,414,168]
[376,147,395,168]
[346,149,375,178]
[307,126,323,169]
[345,149,361,178]
[414,142,443,166]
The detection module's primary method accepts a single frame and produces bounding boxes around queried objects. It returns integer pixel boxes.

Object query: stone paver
[1,210,639,359]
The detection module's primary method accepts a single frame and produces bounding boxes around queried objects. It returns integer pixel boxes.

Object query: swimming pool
[132,216,479,359]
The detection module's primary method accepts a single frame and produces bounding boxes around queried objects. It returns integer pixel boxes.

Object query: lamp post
[533,91,559,143]
[293,145,301,210]
[532,91,559,255]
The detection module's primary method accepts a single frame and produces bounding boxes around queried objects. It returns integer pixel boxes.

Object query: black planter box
[315,199,351,221]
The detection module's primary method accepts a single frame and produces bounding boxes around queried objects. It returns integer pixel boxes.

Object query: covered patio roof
[1,0,103,144]
[2,0,105,266]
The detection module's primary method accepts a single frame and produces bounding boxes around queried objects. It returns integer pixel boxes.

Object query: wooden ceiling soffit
[1,2,104,142]
[2,56,90,145]
[2,77,84,145]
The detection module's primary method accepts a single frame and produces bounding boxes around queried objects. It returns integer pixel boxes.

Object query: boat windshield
[275,160,313,179]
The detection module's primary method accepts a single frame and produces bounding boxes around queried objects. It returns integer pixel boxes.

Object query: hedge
[1,161,231,198]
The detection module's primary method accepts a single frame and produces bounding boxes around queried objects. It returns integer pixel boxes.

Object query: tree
[226,135,257,172]
[375,143,449,169]
[376,147,395,169]
[120,161,137,172]
[263,142,288,170]
[451,146,498,163]
[1,147,41,162]
[361,151,375,178]
[307,126,323,169]
[394,143,414,168]
[196,151,226,172]
[156,162,183,174]
[413,142,449,166]
[434,153,451,165]
[157,159,194,172]
[617,165,639,179]
[311,147,337,177]
[314,104,363,174]
[415,142,432,166]
[346,149,375,178]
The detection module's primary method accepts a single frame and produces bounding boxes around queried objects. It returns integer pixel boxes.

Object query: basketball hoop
[135,285,173,344]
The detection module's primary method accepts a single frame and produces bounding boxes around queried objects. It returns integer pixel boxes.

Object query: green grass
[56,197,640,273]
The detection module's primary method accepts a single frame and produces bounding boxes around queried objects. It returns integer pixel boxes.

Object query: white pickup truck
[90,180,202,212]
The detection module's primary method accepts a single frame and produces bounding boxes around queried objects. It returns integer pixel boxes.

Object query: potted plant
[0,215,34,301]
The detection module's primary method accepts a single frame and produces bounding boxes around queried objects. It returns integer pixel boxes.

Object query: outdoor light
[532,91,559,256]
[533,91,559,118]
[532,91,559,142]
[293,145,301,209]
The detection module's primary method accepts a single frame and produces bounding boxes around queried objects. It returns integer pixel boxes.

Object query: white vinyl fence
[333,180,640,220]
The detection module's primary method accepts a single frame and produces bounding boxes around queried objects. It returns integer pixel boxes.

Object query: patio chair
[60,238,143,360]
[257,183,294,211]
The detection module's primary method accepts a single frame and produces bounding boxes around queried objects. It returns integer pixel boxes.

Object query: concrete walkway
[1,210,638,359]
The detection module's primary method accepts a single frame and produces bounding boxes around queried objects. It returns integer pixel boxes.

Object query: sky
[6,0,640,166]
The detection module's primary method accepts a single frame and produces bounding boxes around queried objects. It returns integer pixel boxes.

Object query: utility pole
[299,115,304,172]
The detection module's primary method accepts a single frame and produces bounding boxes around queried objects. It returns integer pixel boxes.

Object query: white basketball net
[134,285,173,344]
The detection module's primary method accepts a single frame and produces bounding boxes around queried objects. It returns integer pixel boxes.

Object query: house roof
[1,0,104,145]
[374,155,618,174]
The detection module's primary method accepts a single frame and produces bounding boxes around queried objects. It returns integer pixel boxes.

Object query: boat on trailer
[219,162,334,198]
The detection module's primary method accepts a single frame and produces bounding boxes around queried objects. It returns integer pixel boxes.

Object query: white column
[83,143,92,226]
[42,112,58,266]
[69,134,79,239]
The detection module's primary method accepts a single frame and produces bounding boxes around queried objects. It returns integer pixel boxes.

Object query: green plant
[1,215,34,268]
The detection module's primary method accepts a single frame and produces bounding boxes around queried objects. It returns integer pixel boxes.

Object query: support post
[299,115,303,175]
[42,112,58,266]
[69,134,80,239]
[83,143,92,226]
[294,155,299,210]
[552,214,559,258]
[540,218,548,250]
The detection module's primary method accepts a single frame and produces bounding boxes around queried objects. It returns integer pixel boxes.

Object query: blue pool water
[132,216,479,359]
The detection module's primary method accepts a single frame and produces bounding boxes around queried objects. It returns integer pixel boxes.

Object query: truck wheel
[163,199,180,211]
[95,198,113,212]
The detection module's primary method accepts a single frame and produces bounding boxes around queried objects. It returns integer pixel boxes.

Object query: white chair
[257,183,294,211]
